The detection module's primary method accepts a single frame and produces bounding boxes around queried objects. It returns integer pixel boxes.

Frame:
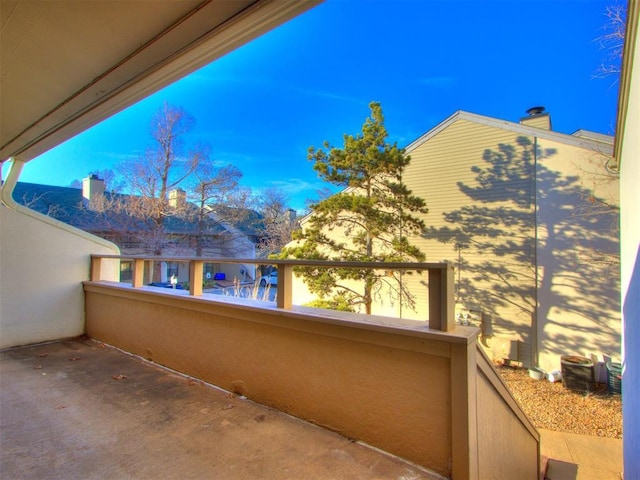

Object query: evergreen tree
[281,102,428,314]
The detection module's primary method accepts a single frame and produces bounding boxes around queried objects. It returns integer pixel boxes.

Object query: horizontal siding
[403,119,537,362]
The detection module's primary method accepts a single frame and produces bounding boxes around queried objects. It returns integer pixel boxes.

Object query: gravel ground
[496,364,622,439]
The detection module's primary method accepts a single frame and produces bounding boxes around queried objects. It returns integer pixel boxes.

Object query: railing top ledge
[91,254,452,271]
[90,254,456,332]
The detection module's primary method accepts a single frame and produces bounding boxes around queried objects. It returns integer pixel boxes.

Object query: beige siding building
[292,109,620,373]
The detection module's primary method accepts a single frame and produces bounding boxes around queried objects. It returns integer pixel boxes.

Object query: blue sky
[15,0,621,211]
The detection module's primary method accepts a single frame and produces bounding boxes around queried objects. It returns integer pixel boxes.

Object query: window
[120,261,133,282]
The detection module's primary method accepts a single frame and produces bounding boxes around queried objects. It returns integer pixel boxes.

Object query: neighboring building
[291,108,620,373]
[12,177,259,284]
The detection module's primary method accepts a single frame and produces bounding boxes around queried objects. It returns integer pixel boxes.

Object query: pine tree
[282,102,428,314]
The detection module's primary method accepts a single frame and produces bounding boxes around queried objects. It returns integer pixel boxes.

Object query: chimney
[82,174,105,209]
[169,188,187,209]
[287,208,297,225]
[519,106,551,130]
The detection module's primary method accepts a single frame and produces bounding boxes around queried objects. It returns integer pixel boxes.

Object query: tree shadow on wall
[423,136,620,365]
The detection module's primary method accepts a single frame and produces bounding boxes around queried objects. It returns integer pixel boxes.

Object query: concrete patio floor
[0,338,442,480]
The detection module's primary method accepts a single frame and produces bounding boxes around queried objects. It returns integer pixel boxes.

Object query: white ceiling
[0,0,320,163]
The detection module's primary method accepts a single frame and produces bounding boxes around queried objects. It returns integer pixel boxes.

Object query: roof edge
[404,110,614,156]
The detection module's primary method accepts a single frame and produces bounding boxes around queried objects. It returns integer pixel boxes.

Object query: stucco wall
[0,203,119,348]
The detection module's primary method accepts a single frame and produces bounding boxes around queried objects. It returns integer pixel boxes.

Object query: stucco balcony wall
[0,184,120,349]
[84,281,539,479]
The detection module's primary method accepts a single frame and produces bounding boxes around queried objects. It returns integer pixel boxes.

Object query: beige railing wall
[85,255,539,479]
[476,345,540,478]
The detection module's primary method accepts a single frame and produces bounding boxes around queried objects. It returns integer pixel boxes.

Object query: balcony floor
[1,338,441,480]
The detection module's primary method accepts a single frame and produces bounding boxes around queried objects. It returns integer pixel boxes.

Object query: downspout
[532,137,539,368]
[399,195,403,319]
[1,157,25,209]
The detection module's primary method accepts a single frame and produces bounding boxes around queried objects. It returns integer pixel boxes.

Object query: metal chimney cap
[526,106,546,116]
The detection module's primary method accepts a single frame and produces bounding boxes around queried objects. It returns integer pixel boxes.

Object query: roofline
[613,0,639,170]
[11,177,246,238]
[404,110,614,156]
[571,129,616,144]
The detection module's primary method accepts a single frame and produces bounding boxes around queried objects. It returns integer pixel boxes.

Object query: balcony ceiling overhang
[0,0,320,163]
